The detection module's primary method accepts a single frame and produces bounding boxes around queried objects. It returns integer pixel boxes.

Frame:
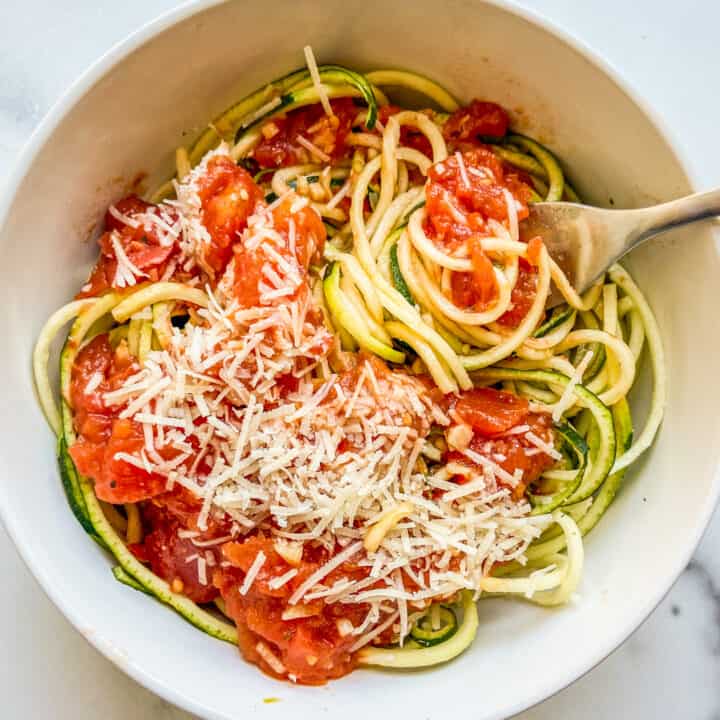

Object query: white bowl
[1,1,718,718]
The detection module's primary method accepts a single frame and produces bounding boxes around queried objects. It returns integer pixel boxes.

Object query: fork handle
[631,188,720,245]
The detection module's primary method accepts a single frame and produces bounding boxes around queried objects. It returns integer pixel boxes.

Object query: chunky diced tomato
[95,419,168,503]
[497,260,537,327]
[230,196,326,309]
[216,537,372,684]
[253,99,357,169]
[139,503,221,604]
[272,197,326,269]
[78,195,180,298]
[68,334,137,481]
[424,143,534,315]
[196,156,264,275]
[446,413,555,500]
[453,387,529,436]
[103,195,152,232]
[426,148,527,245]
[447,399,556,499]
[443,99,509,144]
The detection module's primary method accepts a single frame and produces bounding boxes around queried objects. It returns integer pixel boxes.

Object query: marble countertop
[1,1,719,717]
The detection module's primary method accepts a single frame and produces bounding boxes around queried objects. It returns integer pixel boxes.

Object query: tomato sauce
[496,260,537,327]
[253,98,358,169]
[69,335,138,485]
[442,99,510,145]
[134,502,221,603]
[424,147,532,311]
[79,196,181,299]
[65,100,560,684]
[215,536,370,684]
[195,155,264,276]
[230,195,325,309]
[426,148,531,245]
[452,386,529,436]
[445,386,556,499]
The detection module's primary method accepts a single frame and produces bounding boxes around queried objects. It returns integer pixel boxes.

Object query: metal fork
[523,190,720,306]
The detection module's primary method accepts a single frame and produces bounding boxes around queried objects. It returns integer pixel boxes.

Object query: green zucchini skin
[576,310,607,383]
[506,134,565,202]
[57,435,103,542]
[410,605,458,647]
[112,566,151,595]
[390,243,415,305]
[234,64,380,145]
[533,307,575,338]
[56,433,238,644]
[528,423,587,515]
[190,67,310,165]
[359,591,478,668]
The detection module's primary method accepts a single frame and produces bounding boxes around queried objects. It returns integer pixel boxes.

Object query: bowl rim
[1,1,718,718]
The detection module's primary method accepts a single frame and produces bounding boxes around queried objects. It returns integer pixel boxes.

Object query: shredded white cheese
[303,45,333,118]
[104,144,552,644]
[239,550,267,596]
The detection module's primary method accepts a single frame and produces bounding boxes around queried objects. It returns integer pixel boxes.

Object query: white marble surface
[1,1,719,718]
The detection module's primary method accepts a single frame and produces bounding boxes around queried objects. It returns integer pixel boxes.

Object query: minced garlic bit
[446,422,473,451]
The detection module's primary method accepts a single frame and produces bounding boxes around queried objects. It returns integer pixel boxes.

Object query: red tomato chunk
[446,387,557,499]
[79,195,180,299]
[196,156,264,275]
[215,537,370,684]
[253,99,357,169]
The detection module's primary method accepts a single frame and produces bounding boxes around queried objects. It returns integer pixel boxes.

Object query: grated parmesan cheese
[239,550,266,595]
[303,45,333,118]
[103,141,552,644]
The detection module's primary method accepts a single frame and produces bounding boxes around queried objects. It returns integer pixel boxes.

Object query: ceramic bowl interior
[1,2,718,719]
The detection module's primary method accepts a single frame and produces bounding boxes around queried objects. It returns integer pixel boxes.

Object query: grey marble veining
[1,1,719,718]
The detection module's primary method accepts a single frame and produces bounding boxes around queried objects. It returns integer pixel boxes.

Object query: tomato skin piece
[443,99,509,143]
[526,236,544,266]
[453,386,529,437]
[196,156,264,275]
[253,99,357,169]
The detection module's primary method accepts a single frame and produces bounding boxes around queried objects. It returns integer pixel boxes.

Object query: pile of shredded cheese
[103,146,555,645]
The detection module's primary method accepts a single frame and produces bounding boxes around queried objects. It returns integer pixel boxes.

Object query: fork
[522,190,720,306]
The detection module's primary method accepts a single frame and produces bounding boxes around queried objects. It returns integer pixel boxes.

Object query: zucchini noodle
[33,299,94,434]
[34,57,666,683]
